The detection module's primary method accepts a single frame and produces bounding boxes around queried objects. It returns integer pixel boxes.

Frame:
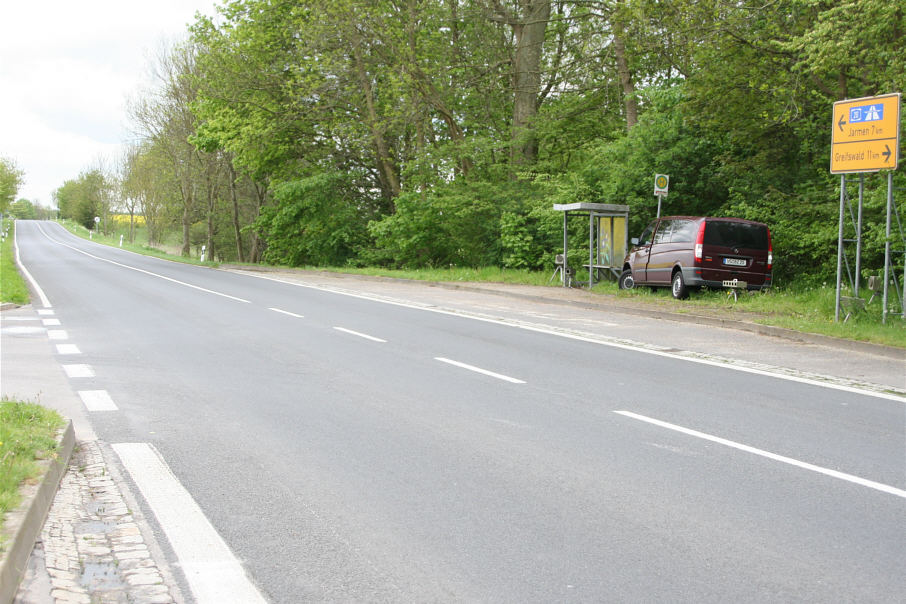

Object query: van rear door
[701,220,770,285]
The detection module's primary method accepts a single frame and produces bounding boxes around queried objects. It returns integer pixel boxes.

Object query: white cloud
[0,0,219,206]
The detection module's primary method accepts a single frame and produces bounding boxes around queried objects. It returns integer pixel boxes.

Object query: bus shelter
[553,203,630,288]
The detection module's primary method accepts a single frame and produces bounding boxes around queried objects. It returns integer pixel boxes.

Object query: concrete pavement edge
[439,282,906,361]
[226,266,904,361]
[0,420,75,604]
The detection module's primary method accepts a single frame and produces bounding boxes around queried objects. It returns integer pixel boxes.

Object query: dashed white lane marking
[333,326,387,342]
[614,410,906,499]
[434,357,526,384]
[42,318,61,326]
[234,271,905,402]
[47,330,68,340]
[78,390,119,411]
[112,443,268,604]
[268,307,304,318]
[62,364,95,378]
[35,223,251,304]
[37,309,55,316]
[56,344,81,355]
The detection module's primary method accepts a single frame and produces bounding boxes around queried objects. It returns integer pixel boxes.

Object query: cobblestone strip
[17,441,179,604]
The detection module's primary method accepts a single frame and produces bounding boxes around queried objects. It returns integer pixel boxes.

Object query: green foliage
[0,158,24,214]
[54,170,113,230]
[102,0,905,294]
[9,199,36,219]
[0,400,65,527]
[367,180,545,268]
[1,223,30,304]
[255,172,370,267]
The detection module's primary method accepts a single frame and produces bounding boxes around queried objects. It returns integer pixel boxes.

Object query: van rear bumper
[681,267,772,290]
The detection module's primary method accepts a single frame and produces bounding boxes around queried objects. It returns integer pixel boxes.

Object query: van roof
[658,216,768,227]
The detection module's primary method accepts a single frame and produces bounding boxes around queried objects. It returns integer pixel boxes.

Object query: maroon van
[619,216,773,299]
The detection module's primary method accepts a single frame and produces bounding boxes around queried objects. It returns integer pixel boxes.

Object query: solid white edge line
[112,443,268,604]
[435,357,525,384]
[78,390,118,411]
[333,326,387,342]
[13,220,52,308]
[34,222,251,304]
[232,271,906,404]
[268,307,304,318]
[614,410,906,499]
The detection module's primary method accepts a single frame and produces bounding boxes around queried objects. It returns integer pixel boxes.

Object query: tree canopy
[104,0,905,282]
[1,157,25,215]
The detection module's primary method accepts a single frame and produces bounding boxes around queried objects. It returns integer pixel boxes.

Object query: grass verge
[0,399,65,550]
[0,223,30,305]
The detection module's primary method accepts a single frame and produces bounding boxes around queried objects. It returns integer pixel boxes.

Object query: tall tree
[0,157,24,214]
[129,41,204,256]
[487,0,552,165]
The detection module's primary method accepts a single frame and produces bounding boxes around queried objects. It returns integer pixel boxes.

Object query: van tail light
[694,221,706,262]
[767,229,773,270]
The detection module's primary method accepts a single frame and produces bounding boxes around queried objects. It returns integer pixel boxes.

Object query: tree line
[54,0,906,284]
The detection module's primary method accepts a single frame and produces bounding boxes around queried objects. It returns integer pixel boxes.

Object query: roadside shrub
[254,172,369,267]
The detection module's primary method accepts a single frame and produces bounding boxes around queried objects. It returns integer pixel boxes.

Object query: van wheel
[671,271,689,299]
[619,269,635,290]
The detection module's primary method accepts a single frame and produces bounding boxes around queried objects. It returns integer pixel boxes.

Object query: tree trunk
[406,0,472,177]
[181,179,193,257]
[499,0,551,166]
[613,6,638,131]
[228,164,245,263]
[249,179,268,263]
[352,42,400,200]
[206,187,215,261]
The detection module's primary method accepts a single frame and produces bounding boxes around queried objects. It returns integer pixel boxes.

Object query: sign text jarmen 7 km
[831,93,900,174]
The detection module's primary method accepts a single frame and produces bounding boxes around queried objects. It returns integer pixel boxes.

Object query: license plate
[723,257,747,267]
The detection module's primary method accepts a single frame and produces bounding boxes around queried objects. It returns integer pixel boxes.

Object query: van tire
[671,271,689,299]
[619,269,635,290]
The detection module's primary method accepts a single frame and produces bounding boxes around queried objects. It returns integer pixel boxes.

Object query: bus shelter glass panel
[598,215,626,267]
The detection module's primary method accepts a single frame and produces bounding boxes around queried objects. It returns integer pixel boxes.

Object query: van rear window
[704,221,768,249]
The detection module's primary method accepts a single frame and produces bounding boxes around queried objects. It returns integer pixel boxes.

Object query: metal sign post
[654,174,668,218]
[831,93,901,322]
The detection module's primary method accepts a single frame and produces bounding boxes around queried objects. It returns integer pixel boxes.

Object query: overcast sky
[0,0,220,207]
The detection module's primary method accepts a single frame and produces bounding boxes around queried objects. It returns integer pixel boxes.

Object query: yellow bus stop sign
[831,93,900,174]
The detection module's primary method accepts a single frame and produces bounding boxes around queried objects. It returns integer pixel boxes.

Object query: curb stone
[0,421,74,604]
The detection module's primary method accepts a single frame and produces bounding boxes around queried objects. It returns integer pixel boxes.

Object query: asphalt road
[12,220,906,602]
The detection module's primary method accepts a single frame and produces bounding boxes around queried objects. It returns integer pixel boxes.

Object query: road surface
[9,220,906,602]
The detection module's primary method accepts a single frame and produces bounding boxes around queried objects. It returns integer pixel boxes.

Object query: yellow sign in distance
[831,93,900,174]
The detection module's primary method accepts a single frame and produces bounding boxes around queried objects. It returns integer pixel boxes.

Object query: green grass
[0,399,65,550]
[318,265,556,286]
[0,222,30,305]
[600,279,906,348]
